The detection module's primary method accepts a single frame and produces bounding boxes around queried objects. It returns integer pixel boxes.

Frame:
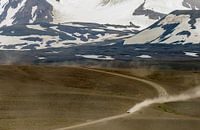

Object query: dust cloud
[128,86,200,113]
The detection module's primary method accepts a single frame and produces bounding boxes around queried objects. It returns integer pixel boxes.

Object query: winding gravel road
[53,67,169,130]
[82,68,168,97]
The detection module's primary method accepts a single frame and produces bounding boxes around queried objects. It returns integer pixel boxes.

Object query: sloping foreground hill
[0,65,156,130]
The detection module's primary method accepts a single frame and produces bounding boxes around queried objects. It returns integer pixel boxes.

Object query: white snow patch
[106,26,137,31]
[46,0,144,25]
[30,6,38,22]
[184,52,199,57]
[26,25,46,31]
[106,42,117,46]
[136,55,152,59]
[63,23,86,27]
[83,33,90,39]
[74,32,82,37]
[144,0,188,14]
[38,57,46,60]
[76,54,114,60]
[131,15,156,30]
[91,29,105,32]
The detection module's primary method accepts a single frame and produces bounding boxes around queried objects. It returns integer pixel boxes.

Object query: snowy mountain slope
[0,0,199,29]
[0,0,199,51]
[0,22,134,50]
[0,0,53,26]
[125,10,200,44]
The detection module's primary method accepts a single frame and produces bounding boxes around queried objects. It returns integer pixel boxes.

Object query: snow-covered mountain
[0,22,134,50]
[0,0,199,51]
[0,0,199,30]
[125,10,200,44]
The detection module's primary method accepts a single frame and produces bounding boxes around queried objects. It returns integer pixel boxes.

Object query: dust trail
[128,86,200,113]
[53,68,169,130]
[53,68,199,130]
[54,87,200,130]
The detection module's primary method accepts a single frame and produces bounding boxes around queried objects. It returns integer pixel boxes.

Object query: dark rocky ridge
[132,0,165,20]
[132,0,200,21]
[182,0,200,9]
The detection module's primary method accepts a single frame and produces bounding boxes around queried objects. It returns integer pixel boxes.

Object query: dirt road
[54,67,169,130]
[82,68,168,97]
